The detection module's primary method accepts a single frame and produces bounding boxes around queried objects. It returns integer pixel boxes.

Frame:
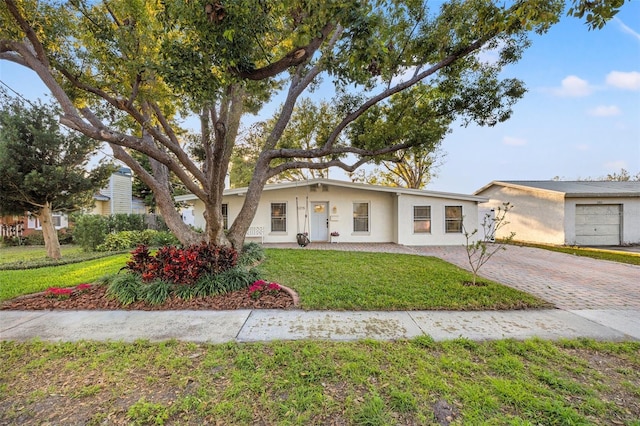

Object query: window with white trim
[353,202,369,232]
[271,202,287,232]
[413,206,431,233]
[445,206,463,233]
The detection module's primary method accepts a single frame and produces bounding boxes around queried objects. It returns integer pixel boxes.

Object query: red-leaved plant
[248,280,281,300]
[45,283,92,299]
[125,243,238,285]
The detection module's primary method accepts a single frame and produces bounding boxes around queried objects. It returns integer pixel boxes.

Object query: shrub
[58,229,74,245]
[74,215,108,251]
[125,242,238,286]
[238,242,266,267]
[23,231,45,246]
[149,230,179,247]
[97,231,140,252]
[106,213,146,233]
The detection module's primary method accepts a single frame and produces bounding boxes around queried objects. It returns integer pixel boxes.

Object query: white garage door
[575,204,621,246]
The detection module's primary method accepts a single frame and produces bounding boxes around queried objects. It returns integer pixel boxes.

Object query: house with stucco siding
[474,181,640,246]
[175,178,488,246]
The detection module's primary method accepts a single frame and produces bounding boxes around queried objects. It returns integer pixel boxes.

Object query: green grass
[261,249,549,310]
[512,241,640,265]
[0,248,549,309]
[0,244,126,270]
[0,254,129,301]
[1,338,637,425]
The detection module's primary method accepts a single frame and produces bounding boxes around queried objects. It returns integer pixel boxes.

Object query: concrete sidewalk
[2,308,638,343]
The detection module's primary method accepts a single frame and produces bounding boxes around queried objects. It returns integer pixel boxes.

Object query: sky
[1,2,639,195]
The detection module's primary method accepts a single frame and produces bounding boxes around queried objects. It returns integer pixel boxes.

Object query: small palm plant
[463,202,515,286]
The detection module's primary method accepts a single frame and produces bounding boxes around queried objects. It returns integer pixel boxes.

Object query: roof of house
[175,178,488,203]
[475,180,640,198]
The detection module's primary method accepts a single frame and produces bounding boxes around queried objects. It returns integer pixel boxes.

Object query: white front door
[310,202,329,241]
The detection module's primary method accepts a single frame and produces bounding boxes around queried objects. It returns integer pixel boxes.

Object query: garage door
[575,204,621,246]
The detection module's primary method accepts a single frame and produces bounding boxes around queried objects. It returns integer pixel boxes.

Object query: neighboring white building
[175,178,488,246]
[474,181,640,246]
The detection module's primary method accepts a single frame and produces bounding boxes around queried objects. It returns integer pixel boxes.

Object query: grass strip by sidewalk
[1,338,638,425]
[0,254,129,301]
[261,249,549,310]
[511,241,640,265]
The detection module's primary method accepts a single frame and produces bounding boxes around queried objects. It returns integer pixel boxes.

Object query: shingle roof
[475,180,640,197]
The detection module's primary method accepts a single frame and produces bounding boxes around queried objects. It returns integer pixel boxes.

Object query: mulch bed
[0,284,296,311]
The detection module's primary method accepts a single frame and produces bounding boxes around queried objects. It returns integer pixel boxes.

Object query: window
[413,206,431,233]
[353,202,369,232]
[271,203,287,232]
[445,206,463,233]
[221,204,228,230]
[52,215,62,227]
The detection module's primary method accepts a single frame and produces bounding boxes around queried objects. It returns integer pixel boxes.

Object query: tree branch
[233,22,335,81]
[4,0,49,67]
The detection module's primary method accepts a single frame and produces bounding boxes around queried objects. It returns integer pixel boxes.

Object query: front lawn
[0,254,129,301]
[1,338,638,425]
[0,247,549,310]
[0,244,125,270]
[261,249,549,310]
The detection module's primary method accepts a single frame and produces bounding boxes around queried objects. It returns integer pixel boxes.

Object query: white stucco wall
[477,185,566,245]
[396,194,481,246]
[564,197,640,245]
[186,183,482,245]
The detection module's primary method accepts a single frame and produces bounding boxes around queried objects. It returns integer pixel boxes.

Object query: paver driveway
[413,245,640,309]
[265,243,640,309]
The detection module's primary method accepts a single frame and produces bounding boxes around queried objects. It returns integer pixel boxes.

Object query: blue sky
[1,2,638,195]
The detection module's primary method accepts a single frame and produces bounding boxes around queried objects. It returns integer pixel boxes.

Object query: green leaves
[0,95,114,215]
[568,0,626,30]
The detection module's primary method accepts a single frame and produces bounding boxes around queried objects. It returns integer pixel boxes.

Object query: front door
[310,202,329,241]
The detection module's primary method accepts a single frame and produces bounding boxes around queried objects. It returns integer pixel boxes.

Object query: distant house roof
[175,178,488,203]
[475,181,640,198]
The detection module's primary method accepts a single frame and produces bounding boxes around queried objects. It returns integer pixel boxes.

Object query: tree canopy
[0,0,627,249]
[0,94,114,258]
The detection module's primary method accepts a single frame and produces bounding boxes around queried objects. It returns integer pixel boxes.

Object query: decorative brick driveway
[264,243,640,310]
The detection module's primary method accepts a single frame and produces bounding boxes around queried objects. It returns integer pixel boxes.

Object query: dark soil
[0,284,295,311]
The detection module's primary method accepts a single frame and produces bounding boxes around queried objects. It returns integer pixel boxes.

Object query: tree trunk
[38,202,61,260]
[226,158,270,249]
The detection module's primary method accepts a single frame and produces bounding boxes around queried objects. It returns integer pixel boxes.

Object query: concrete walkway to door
[265,243,640,310]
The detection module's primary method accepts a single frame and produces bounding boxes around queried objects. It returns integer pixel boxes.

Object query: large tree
[0,0,626,249]
[0,95,114,259]
[350,146,446,189]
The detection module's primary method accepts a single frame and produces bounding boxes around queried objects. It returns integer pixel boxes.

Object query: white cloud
[606,71,640,91]
[615,18,640,42]
[503,136,527,146]
[552,75,593,97]
[588,105,621,117]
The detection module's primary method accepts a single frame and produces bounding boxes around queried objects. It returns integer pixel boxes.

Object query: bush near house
[1,229,74,247]
[96,230,179,251]
[73,213,173,251]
